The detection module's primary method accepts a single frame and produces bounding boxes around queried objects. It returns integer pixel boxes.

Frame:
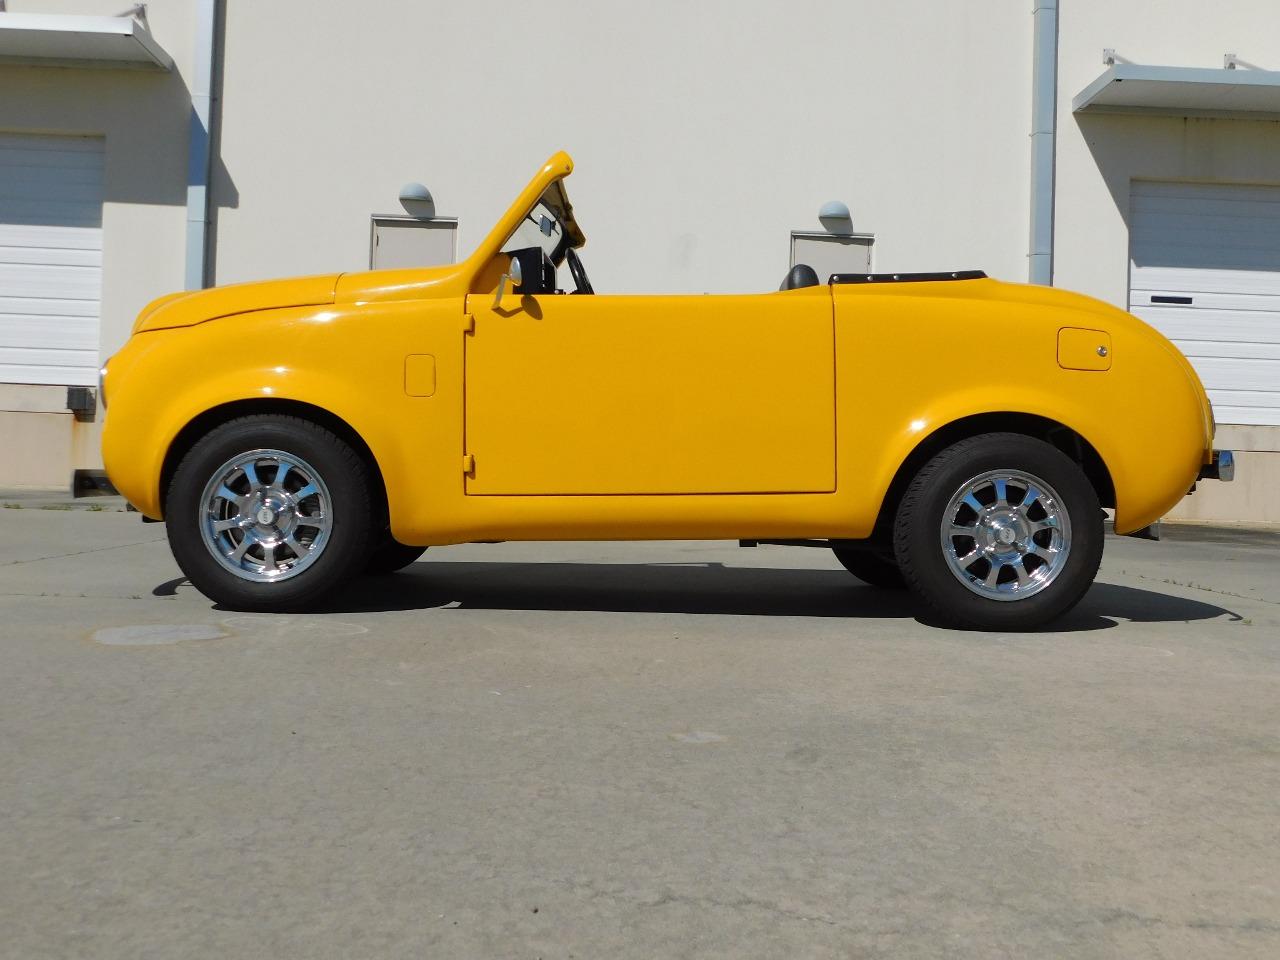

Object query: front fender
[102,300,463,521]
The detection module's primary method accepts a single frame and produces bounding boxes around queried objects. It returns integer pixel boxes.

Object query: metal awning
[0,12,172,71]
[1073,63,1280,120]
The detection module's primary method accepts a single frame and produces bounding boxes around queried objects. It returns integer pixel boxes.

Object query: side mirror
[493,255,523,309]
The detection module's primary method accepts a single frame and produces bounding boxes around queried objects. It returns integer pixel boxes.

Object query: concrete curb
[0,490,131,512]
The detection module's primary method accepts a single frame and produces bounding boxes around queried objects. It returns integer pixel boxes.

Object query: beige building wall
[0,0,194,486]
[1055,0,1280,523]
[1,0,1275,524]
[209,0,1033,293]
[3,0,1035,488]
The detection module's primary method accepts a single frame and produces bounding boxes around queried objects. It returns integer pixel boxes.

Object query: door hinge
[462,313,475,333]
[462,453,475,477]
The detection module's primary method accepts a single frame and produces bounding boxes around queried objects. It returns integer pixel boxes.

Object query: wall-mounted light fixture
[398,182,432,204]
[818,200,853,235]
[398,182,436,219]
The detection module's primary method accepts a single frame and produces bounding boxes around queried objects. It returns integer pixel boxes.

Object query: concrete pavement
[1,509,1277,958]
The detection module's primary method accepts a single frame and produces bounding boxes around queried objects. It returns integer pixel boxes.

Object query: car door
[462,291,835,495]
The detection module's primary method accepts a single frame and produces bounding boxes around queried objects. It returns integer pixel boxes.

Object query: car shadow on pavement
[151,560,1241,632]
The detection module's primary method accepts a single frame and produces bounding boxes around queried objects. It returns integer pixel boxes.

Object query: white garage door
[1129,181,1280,427]
[0,133,104,387]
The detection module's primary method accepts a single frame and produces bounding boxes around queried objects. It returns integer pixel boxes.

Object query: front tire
[365,532,427,575]
[166,415,374,611]
[893,433,1103,630]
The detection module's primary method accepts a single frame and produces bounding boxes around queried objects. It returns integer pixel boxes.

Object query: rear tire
[166,415,374,611]
[831,545,906,589]
[893,433,1103,630]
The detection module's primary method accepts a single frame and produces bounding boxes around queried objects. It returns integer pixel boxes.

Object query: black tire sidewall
[831,546,906,589]
[894,434,1103,630]
[365,536,428,575]
[166,417,373,611]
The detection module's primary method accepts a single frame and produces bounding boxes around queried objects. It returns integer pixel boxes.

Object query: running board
[739,539,836,548]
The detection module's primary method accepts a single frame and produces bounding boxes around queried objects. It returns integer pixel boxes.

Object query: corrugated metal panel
[1129,180,1280,427]
[0,133,104,387]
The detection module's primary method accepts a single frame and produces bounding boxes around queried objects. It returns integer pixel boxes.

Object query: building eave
[0,12,172,72]
[1073,63,1280,120]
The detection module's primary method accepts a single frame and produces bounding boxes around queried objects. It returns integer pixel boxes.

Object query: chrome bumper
[1198,449,1235,482]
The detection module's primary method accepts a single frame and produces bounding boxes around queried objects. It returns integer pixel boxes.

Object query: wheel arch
[159,398,390,523]
[871,412,1115,540]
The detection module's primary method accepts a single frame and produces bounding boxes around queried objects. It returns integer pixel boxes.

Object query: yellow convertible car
[101,152,1233,629]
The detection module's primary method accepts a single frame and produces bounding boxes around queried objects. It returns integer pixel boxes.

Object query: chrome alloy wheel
[939,469,1071,601]
[197,449,333,583]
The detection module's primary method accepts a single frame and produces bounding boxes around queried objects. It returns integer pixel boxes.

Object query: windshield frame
[507,179,585,267]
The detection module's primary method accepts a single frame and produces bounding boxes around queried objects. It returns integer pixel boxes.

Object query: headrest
[780,263,821,291]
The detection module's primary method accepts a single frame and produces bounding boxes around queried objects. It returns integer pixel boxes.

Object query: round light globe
[398,182,433,204]
[818,200,853,234]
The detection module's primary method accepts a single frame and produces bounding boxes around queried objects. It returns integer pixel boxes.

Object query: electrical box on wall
[790,232,874,282]
[370,216,458,270]
[66,386,96,422]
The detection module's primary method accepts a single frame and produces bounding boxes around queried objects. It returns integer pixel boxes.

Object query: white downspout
[184,0,217,289]
[1028,0,1058,285]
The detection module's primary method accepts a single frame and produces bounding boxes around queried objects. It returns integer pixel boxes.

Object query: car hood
[334,263,466,304]
[131,274,341,334]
